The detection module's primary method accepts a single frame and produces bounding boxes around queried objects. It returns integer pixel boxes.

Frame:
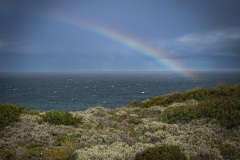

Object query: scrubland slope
[0,84,240,160]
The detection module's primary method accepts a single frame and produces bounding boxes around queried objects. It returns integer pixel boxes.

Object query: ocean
[0,71,239,111]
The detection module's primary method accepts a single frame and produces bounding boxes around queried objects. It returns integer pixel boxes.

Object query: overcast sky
[0,0,240,72]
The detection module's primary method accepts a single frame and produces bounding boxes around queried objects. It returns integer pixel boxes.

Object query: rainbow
[41,12,195,78]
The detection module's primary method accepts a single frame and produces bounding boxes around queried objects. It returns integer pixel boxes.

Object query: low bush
[209,85,240,97]
[128,101,139,107]
[138,88,208,108]
[156,85,240,129]
[126,118,142,125]
[201,98,240,128]
[219,144,240,160]
[41,110,82,126]
[0,150,15,160]
[0,104,25,131]
[27,146,45,158]
[135,145,187,160]
[189,154,218,160]
[45,147,75,160]
[136,84,240,108]
[23,109,40,116]
[162,97,240,129]
[162,105,202,124]
[54,133,79,146]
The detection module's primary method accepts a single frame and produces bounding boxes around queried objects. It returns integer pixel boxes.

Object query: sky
[0,0,240,73]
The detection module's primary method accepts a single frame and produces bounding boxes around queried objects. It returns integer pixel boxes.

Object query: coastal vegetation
[0,104,25,131]
[130,84,240,129]
[135,145,187,160]
[0,84,240,159]
[41,110,82,126]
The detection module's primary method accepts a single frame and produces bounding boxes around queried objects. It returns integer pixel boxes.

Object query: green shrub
[41,110,82,126]
[0,104,25,131]
[126,118,142,125]
[189,153,218,160]
[126,128,139,137]
[23,109,40,116]
[65,153,78,160]
[135,145,187,160]
[201,98,240,128]
[27,147,45,158]
[136,85,240,108]
[182,88,209,101]
[0,150,15,160]
[219,144,240,160]
[54,133,79,146]
[209,85,240,97]
[162,97,240,129]
[162,105,203,124]
[127,100,139,107]
[158,85,240,129]
[138,89,207,108]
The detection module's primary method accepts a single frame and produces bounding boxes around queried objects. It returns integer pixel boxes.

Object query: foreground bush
[219,144,240,159]
[135,145,187,160]
[202,98,240,128]
[162,97,240,129]
[0,150,15,160]
[151,84,240,129]
[41,110,82,126]
[0,104,25,131]
[162,104,202,124]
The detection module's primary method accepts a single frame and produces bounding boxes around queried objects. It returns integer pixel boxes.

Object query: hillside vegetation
[129,84,240,129]
[0,84,240,160]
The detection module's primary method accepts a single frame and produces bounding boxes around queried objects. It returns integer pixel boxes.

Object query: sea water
[0,71,239,111]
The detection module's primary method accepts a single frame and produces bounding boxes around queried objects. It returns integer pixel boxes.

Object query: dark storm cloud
[1,0,240,71]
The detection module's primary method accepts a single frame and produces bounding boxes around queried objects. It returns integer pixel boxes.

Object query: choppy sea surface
[0,71,239,111]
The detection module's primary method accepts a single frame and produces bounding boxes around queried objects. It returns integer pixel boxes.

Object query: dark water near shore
[0,71,239,111]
